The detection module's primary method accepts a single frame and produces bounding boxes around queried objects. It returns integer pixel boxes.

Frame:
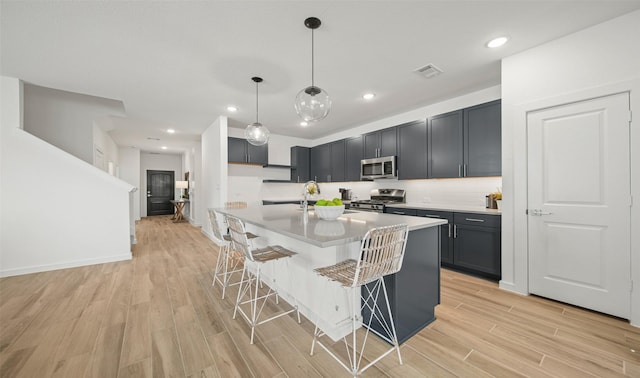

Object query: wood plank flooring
[2,215,640,377]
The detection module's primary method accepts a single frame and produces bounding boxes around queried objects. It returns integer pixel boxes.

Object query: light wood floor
[2,215,640,377]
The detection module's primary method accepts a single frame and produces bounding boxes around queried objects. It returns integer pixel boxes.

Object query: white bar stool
[310,223,409,377]
[208,208,258,299]
[226,214,301,344]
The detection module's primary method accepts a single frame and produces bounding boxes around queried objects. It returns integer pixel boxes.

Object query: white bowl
[314,205,345,220]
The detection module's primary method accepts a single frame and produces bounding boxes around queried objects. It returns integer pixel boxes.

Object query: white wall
[201,117,228,239]
[1,76,134,277]
[501,10,640,323]
[182,143,203,226]
[22,83,125,164]
[93,121,120,174]
[119,146,141,220]
[139,152,183,217]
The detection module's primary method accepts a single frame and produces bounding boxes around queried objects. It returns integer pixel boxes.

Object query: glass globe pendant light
[294,17,331,123]
[245,76,270,146]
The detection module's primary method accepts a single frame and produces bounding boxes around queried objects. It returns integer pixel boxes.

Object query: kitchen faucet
[302,180,320,222]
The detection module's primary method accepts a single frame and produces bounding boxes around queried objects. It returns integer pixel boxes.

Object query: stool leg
[250,266,261,344]
[221,245,230,299]
[233,263,248,320]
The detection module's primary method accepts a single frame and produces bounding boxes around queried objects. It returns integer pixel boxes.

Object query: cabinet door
[363,131,380,159]
[379,127,398,157]
[398,120,427,179]
[453,223,501,277]
[291,146,310,183]
[310,143,331,182]
[228,137,246,163]
[417,210,454,265]
[247,143,268,165]
[464,100,501,177]
[428,110,463,178]
[345,136,363,181]
[330,140,346,182]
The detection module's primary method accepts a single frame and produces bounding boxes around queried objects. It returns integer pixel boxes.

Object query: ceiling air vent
[414,63,443,79]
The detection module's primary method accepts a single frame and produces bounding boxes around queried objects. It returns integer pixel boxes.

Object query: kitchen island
[216,204,446,342]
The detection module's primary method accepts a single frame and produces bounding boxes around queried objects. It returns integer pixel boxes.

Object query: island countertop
[216,204,446,248]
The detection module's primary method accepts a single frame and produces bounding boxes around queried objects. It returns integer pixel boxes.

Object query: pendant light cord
[255,80,259,123]
[311,28,315,87]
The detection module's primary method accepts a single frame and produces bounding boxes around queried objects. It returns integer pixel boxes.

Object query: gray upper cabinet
[464,100,501,177]
[428,100,501,178]
[363,127,397,159]
[311,140,346,182]
[330,139,346,182]
[290,146,310,183]
[310,143,330,182]
[397,120,427,180]
[428,110,463,178]
[345,136,363,181]
[228,137,268,165]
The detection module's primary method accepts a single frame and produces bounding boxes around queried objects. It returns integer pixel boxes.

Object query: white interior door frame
[507,77,640,326]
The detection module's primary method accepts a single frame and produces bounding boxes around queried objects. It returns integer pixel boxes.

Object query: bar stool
[226,214,301,344]
[207,208,258,299]
[310,223,409,377]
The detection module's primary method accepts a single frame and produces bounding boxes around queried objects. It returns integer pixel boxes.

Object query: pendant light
[294,17,331,123]
[245,76,270,146]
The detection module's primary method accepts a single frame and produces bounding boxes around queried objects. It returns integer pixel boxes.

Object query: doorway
[527,92,631,319]
[147,170,175,216]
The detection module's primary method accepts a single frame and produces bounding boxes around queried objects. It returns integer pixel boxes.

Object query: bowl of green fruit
[313,198,345,220]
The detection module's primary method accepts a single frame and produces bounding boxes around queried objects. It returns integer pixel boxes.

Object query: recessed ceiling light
[487,36,509,48]
[362,93,376,100]
[167,129,175,134]
[300,121,309,127]
[227,105,238,112]
[161,146,168,150]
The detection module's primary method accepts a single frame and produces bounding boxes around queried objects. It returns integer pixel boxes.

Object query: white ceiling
[2,1,639,153]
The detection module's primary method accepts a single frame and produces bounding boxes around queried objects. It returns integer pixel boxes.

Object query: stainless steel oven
[350,189,405,213]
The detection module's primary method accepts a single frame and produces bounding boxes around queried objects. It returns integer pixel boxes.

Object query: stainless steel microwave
[361,156,396,180]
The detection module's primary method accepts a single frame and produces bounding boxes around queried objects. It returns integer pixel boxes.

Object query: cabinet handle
[328,174,331,182]
[458,164,462,177]
[454,224,457,238]
[448,224,452,238]
[422,214,440,218]
[463,164,467,177]
[392,211,406,215]
[465,218,485,222]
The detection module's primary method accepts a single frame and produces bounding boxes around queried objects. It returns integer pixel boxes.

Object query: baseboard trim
[0,253,133,278]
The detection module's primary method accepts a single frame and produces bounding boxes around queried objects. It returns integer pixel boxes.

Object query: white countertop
[386,202,501,215]
[216,204,446,248]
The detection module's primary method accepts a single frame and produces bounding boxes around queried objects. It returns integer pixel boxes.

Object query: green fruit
[315,199,327,206]
[333,199,343,206]
[326,201,336,206]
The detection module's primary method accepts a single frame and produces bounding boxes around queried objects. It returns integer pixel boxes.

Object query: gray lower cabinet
[290,146,310,183]
[345,136,363,181]
[397,120,427,180]
[385,207,501,279]
[228,137,268,165]
[416,209,454,265]
[453,212,501,278]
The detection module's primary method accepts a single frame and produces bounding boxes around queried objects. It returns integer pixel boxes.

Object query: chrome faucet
[302,181,320,221]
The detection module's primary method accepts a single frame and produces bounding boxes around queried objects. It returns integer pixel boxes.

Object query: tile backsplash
[228,165,501,208]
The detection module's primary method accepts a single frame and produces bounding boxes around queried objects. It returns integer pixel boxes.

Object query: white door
[527,92,631,319]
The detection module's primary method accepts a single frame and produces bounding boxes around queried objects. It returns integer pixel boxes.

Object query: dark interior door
[147,170,174,216]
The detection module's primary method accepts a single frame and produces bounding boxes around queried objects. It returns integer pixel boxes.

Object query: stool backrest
[353,224,409,287]
[207,208,226,242]
[226,215,254,262]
